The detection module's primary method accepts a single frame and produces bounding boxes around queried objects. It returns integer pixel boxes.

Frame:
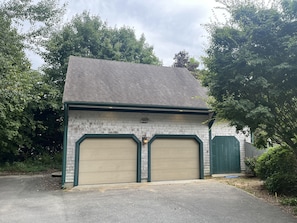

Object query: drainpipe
[62,103,69,187]
[208,112,216,176]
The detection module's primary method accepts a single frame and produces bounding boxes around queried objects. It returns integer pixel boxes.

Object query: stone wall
[65,110,210,184]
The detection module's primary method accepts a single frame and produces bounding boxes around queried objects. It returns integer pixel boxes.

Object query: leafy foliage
[0,13,30,161]
[244,157,257,176]
[173,50,190,68]
[255,146,297,195]
[265,173,297,196]
[173,50,200,78]
[280,197,297,206]
[0,1,63,163]
[0,152,62,173]
[256,146,296,180]
[0,0,65,51]
[202,0,297,153]
[43,11,161,92]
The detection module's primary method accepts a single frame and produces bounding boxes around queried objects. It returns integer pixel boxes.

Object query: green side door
[212,136,240,174]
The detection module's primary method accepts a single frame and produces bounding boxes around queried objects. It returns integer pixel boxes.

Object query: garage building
[62,56,248,187]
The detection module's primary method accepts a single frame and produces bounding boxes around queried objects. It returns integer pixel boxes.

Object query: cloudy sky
[30,0,224,69]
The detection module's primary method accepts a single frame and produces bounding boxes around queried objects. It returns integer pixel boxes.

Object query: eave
[63,101,211,115]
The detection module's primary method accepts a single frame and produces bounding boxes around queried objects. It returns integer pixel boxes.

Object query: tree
[0,1,64,163]
[202,0,297,154]
[173,50,200,78]
[173,50,190,68]
[43,11,161,92]
[0,13,37,161]
[1,0,65,51]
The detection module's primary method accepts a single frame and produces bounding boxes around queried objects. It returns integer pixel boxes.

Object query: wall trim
[208,121,213,175]
[62,103,68,186]
[68,106,210,115]
[64,101,210,111]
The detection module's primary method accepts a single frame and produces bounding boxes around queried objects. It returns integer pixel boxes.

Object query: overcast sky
[29,0,223,69]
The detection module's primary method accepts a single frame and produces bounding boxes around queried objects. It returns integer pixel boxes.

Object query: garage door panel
[79,160,136,172]
[79,171,136,185]
[152,139,197,147]
[152,168,199,181]
[80,147,135,160]
[80,139,135,160]
[151,158,198,170]
[150,138,199,181]
[152,149,198,159]
[78,138,137,185]
[81,138,135,147]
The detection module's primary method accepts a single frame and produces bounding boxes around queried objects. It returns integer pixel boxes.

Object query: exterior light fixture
[140,117,149,123]
[142,135,149,145]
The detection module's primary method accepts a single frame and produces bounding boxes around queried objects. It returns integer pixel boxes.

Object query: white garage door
[150,138,199,181]
[78,138,137,185]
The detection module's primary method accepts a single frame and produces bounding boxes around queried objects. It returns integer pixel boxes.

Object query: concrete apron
[211,173,246,178]
[69,179,210,192]
[68,174,246,191]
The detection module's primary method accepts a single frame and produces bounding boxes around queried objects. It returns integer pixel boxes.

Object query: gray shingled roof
[63,56,209,109]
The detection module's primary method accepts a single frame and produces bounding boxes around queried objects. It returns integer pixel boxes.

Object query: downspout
[62,103,69,186]
[208,112,216,175]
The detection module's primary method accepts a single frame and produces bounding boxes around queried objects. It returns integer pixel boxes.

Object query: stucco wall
[211,121,251,172]
[65,110,210,184]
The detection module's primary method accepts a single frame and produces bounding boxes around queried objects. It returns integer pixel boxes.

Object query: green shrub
[0,152,62,173]
[255,146,297,195]
[280,197,297,206]
[265,173,297,195]
[255,146,297,180]
[0,161,47,172]
[244,157,257,176]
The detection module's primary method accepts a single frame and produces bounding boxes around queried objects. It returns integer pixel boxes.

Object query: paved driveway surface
[0,175,296,223]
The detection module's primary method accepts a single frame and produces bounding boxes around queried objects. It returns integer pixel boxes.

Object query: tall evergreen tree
[173,50,200,78]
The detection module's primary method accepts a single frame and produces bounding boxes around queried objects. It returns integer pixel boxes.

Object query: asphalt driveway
[0,175,296,223]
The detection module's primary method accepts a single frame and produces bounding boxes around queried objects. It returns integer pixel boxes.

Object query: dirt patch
[214,176,297,218]
[32,174,62,191]
[0,171,62,191]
